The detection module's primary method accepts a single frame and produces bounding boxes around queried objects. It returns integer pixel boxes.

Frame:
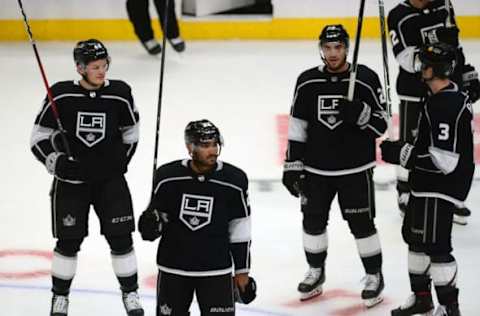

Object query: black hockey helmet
[319,24,349,49]
[184,119,223,146]
[419,42,457,79]
[73,39,110,67]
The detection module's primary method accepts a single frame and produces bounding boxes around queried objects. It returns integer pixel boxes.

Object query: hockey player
[282,24,388,307]
[381,42,473,316]
[30,39,143,316]
[387,0,479,224]
[139,119,256,315]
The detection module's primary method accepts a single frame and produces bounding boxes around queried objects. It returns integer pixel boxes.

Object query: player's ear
[76,63,85,76]
[186,143,193,156]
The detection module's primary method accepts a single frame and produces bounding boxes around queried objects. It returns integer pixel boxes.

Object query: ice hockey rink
[1,39,480,315]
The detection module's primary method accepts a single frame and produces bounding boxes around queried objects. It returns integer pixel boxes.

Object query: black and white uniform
[387,0,464,182]
[151,159,251,316]
[402,83,473,305]
[126,0,180,42]
[287,64,387,273]
[403,83,474,253]
[31,80,139,238]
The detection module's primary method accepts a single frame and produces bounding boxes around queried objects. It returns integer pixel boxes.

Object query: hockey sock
[303,229,328,268]
[51,250,78,295]
[111,247,139,292]
[435,286,459,306]
[431,255,458,305]
[355,232,382,274]
[408,251,431,293]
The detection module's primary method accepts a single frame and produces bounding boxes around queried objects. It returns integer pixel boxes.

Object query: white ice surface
[0,39,479,315]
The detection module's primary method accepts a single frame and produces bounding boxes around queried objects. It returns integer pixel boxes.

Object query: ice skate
[453,207,470,225]
[391,293,434,316]
[122,291,144,316]
[298,266,325,301]
[168,37,186,53]
[141,39,162,55]
[50,294,69,316]
[433,303,461,316]
[361,272,384,308]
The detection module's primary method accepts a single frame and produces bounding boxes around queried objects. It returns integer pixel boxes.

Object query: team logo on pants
[317,95,344,129]
[76,112,106,147]
[179,194,213,231]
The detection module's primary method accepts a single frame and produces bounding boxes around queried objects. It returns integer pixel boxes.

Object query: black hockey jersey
[409,83,474,204]
[151,159,251,277]
[30,80,139,182]
[388,0,464,100]
[287,64,388,175]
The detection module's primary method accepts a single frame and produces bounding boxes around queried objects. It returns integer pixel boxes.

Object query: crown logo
[63,214,76,227]
[189,216,200,226]
[160,304,172,315]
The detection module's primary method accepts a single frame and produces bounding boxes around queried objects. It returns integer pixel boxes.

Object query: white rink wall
[1,0,479,19]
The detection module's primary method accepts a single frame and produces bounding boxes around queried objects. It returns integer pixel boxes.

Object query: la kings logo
[76,112,106,147]
[180,194,213,231]
[317,95,343,129]
[420,23,444,45]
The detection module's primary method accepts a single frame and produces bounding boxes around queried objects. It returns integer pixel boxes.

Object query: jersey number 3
[438,123,449,140]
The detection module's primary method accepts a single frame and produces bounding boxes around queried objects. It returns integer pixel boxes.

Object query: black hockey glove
[435,27,459,47]
[338,99,371,127]
[282,160,304,198]
[380,140,416,169]
[45,152,83,181]
[138,207,168,241]
[234,277,257,304]
[462,64,480,103]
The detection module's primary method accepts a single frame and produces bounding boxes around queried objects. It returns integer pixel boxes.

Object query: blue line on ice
[0,283,291,316]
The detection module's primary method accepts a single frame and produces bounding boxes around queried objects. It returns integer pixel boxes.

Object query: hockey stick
[17,0,72,157]
[347,0,366,101]
[378,0,394,139]
[151,0,171,197]
[445,0,452,28]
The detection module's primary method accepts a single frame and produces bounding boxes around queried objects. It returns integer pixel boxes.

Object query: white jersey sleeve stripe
[120,122,140,144]
[428,146,460,174]
[288,116,308,142]
[30,124,55,148]
[229,216,251,243]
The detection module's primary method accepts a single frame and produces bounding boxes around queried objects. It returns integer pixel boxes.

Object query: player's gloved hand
[435,27,459,47]
[380,140,416,169]
[45,152,83,181]
[233,276,257,304]
[338,99,371,127]
[462,64,480,103]
[138,207,168,241]
[282,160,304,197]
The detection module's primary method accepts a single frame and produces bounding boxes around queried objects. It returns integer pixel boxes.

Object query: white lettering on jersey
[76,112,106,147]
[180,194,214,231]
[317,95,344,130]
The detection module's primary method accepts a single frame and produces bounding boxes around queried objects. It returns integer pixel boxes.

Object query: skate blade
[453,215,468,225]
[299,288,323,301]
[364,295,383,308]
